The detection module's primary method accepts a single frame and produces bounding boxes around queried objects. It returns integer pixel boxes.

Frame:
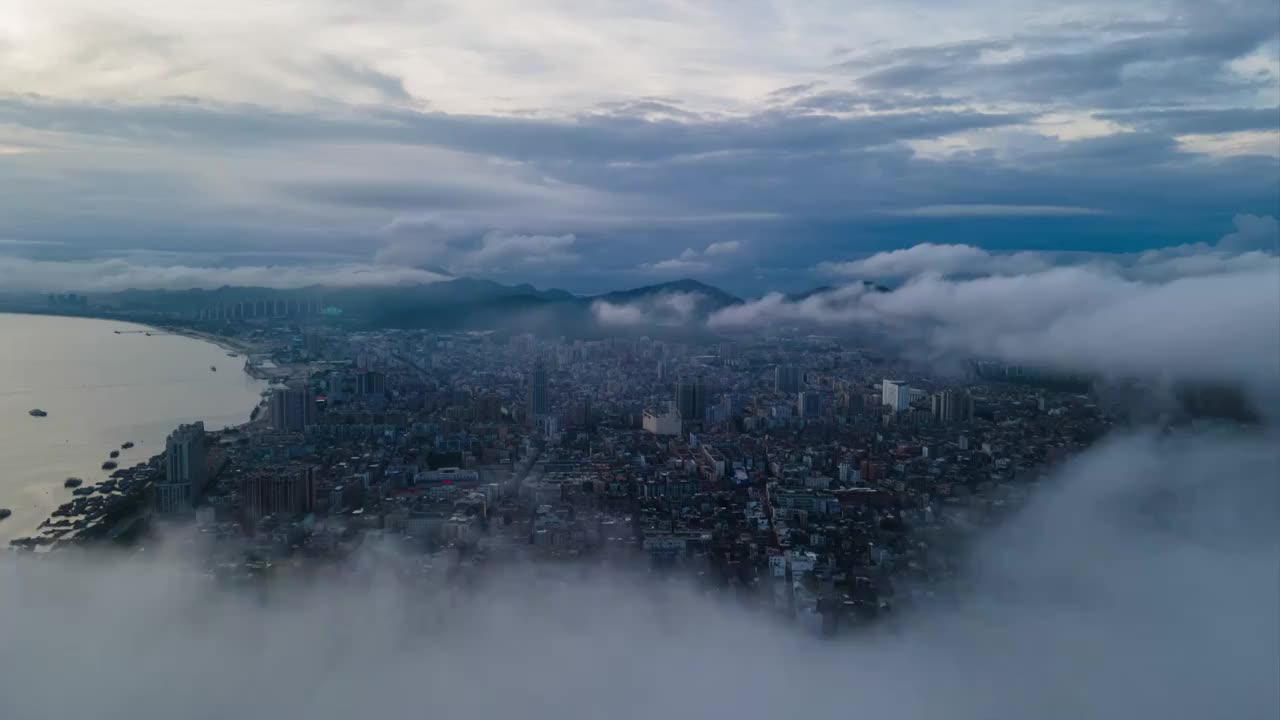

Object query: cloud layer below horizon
[589,217,1280,395]
[0,430,1275,719]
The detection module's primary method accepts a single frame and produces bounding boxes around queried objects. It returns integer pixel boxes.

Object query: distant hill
[594,279,741,309]
[85,276,745,337]
[783,281,888,302]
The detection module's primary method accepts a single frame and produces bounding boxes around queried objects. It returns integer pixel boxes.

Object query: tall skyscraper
[270,386,317,432]
[931,389,974,423]
[676,377,706,424]
[881,379,911,412]
[155,422,207,514]
[528,360,550,423]
[774,365,802,393]
[799,391,822,418]
[241,465,314,522]
[356,369,386,396]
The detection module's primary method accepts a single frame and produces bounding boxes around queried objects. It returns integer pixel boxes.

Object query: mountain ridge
[29,275,884,336]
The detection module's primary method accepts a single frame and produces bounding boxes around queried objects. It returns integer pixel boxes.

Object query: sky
[1,429,1276,719]
[0,0,1277,293]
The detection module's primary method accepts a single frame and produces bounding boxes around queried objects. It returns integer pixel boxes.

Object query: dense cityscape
[6,302,1146,636]
[1,1,1276,715]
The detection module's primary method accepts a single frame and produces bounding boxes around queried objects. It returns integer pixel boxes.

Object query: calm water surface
[0,313,264,542]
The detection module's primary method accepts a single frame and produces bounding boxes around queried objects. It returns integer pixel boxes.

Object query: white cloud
[819,243,1053,279]
[370,220,579,274]
[1177,131,1280,158]
[704,240,742,256]
[0,431,1274,718]
[640,248,711,274]
[717,220,1280,394]
[640,240,742,273]
[712,265,1280,394]
[592,291,705,327]
[822,216,1280,281]
[460,232,578,271]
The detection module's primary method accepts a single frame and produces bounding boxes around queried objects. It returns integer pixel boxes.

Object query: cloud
[0,257,450,293]
[716,266,1279,391]
[704,240,742,256]
[640,248,711,274]
[716,220,1280,395]
[819,243,1054,279]
[848,7,1279,110]
[591,292,706,327]
[888,205,1105,218]
[822,215,1280,280]
[371,219,579,275]
[640,240,743,273]
[1217,213,1280,252]
[0,3,1277,283]
[1099,107,1280,135]
[0,430,1274,719]
[462,232,578,270]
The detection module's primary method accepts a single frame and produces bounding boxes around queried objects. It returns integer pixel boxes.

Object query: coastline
[0,312,268,546]
[0,307,263,357]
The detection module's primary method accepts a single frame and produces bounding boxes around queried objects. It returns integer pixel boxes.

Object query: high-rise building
[774,365,802,393]
[269,386,317,432]
[799,391,822,418]
[931,389,974,423]
[676,377,707,424]
[356,369,386,396]
[643,404,683,436]
[881,379,911,412]
[656,360,670,381]
[155,422,207,514]
[241,465,315,522]
[567,397,593,429]
[474,393,503,423]
[528,360,550,423]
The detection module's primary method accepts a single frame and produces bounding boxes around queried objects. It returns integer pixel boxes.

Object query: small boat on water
[64,477,83,488]
[101,461,118,470]
[121,441,134,449]
[29,408,47,417]
[210,365,217,372]
[109,450,120,459]
[0,509,11,520]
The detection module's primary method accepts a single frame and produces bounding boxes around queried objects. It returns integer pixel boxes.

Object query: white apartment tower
[881,379,911,412]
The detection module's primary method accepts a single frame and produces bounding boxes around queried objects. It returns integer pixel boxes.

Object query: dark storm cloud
[1,0,1276,288]
[281,181,517,211]
[850,8,1278,108]
[766,82,824,99]
[3,86,1274,288]
[836,38,1012,72]
[785,91,965,113]
[1098,107,1280,135]
[319,57,412,102]
[0,94,1027,161]
[589,98,704,120]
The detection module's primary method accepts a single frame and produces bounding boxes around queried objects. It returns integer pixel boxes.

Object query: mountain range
[45,277,886,336]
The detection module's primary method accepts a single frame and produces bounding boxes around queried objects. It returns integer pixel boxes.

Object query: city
[0,0,1276,716]
[9,310,1149,635]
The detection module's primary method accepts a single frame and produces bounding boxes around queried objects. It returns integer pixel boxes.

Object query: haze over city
[0,1,1277,719]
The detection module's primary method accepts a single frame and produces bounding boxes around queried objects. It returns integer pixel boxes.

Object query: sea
[0,313,265,543]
